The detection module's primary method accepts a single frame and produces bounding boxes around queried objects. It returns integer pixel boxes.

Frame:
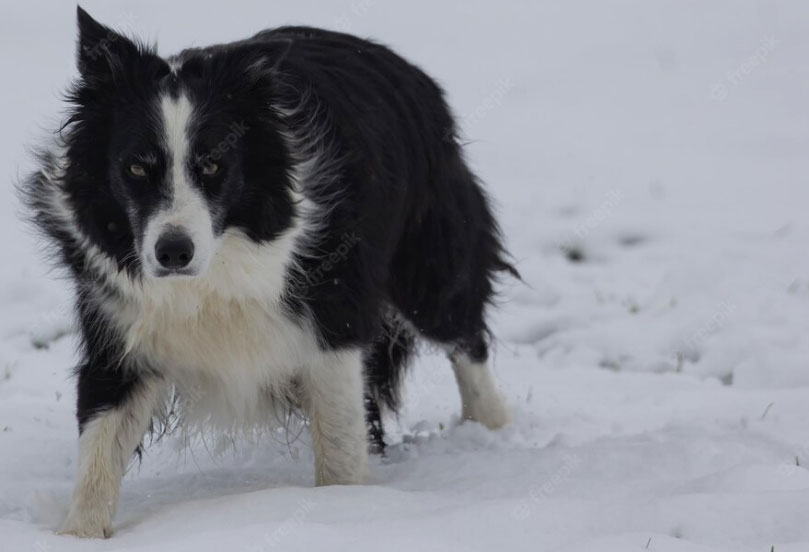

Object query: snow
[2,0,809,550]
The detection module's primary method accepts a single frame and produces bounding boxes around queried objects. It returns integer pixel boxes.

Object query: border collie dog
[22,7,515,538]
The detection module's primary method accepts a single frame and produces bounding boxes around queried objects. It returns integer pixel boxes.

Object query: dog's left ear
[76,6,144,85]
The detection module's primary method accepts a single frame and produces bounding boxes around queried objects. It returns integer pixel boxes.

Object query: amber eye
[126,164,147,178]
[200,159,220,177]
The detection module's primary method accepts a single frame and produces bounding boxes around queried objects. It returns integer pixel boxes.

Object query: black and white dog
[22,7,516,538]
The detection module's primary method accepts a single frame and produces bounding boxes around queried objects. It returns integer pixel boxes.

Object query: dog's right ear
[76,6,141,85]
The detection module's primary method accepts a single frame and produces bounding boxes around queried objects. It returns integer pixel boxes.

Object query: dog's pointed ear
[76,6,141,83]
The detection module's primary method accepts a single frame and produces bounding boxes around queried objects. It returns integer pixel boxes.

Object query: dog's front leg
[302,349,368,486]
[59,370,164,539]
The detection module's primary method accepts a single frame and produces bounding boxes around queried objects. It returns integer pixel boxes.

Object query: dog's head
[63,8,296,279]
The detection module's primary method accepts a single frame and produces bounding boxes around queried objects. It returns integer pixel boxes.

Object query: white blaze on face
[142,92,216,278]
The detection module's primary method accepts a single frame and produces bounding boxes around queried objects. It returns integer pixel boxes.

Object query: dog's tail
[363,315,416,452]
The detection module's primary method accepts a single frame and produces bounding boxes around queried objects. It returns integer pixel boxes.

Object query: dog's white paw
[57,510,112,539]
[452,355,512,430]
[462,392,512,430]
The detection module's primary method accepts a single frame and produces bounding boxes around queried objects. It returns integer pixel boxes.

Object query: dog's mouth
[143,250,212,280]
[150,267,202,279]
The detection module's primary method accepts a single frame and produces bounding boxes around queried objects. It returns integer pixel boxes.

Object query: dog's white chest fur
[107,228,316,426]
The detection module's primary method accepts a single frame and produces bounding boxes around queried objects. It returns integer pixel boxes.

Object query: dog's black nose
[155,233,195,269]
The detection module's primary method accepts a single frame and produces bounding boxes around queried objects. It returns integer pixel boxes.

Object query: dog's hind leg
[449,333,510,429]
[59,370,164,538]
[387,153,513,430]
[364,393,386,454]
[363,315,416,453]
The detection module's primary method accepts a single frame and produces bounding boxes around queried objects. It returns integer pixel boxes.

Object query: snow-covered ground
[2,1,809,550]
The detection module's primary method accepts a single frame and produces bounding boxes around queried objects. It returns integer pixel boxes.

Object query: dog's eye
[126,164,148,178]
[199,160,220,177]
